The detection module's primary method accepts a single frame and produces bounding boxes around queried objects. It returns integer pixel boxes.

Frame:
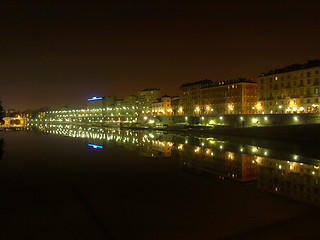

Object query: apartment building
[257,60,320,113]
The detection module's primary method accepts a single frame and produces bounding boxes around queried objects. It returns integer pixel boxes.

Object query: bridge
[0,117,26,128]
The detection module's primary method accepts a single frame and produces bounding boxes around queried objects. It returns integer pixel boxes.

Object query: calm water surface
[0,125,320,240]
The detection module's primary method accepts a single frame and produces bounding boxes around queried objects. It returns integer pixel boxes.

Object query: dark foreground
[0,131,319,240]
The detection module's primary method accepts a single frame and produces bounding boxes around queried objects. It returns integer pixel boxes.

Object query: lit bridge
[0,117,26,128]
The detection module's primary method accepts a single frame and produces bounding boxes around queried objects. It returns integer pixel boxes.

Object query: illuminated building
[123,95,137,109]
[105,96,116,107]
[87,96,105,109]
[257,60,320,114]
[179,79,212,115]
[170,96,180,115]
[200,78,257,114]
[152,95,173,115]
[138,88,162,115]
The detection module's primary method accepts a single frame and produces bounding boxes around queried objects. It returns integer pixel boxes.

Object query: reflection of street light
[144,116,148,120]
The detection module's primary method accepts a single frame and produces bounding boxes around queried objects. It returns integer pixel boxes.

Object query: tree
[0,101,4,124]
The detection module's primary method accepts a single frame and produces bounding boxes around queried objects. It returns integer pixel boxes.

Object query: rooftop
[259,59,320,76]
[140,88,160,92]
[180,79,213,88]
[202,78,256,88]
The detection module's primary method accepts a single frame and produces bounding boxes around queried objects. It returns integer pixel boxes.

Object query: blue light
[88,96,103,101]
[88,144,103,149]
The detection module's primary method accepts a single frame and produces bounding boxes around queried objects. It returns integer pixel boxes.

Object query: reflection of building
[151,140,172,157]
[200,78,257,114]
[138,89,162,114]
[257,60,320,114]
[179,145,258,181]
[179,79,212,115]
[257,158,320,206]
[152,95,172,115]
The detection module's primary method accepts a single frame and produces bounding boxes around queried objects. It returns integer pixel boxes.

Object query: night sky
[1,0,320,110]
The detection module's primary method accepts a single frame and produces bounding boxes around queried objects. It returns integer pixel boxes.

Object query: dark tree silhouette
[0,101,4,124]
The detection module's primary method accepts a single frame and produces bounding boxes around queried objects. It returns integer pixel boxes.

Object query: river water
[0,125,320,239]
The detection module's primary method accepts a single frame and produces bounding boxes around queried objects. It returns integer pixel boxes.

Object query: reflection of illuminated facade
[179,145,258,181]
[31,123,320,207]
[257,158,320,206]
[151,140,173,157]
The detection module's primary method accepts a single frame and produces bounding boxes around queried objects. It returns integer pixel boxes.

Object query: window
[269,85,272,89]
[294,81,296,86]
[281,83,284,87]
[315,88,319,95]
[307,99,310,103]
[307,72,311,77]
[261,79,264,84]
[270,78,272,83]
[316,70,319,74]
[307,89,311,95]
[316,99,319,103]
[307,79,311,84]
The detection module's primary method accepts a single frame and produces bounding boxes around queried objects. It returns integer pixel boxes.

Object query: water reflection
[31,123,320,207]
[0,138,4,161]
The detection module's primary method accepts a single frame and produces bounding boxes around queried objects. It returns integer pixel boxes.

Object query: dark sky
[1,0,320,110]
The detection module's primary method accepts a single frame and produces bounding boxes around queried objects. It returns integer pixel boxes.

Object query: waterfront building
[257,60,320,114]
[87,96,105,109]
[116,98,123,108]
[152,95,172,115]
[138,88,162,115]
[200,78,257,115]
[171,96,180,115]
[123,95,138,109]
[179,79,212,115]
[105,96,116,107]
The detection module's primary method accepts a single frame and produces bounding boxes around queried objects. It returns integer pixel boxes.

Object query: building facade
[152,95,172,115]
[200,78,257,115]
[257,60,320,114]
[138,89,162,115]
[87,96,105,109]
[179,79,212,115]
